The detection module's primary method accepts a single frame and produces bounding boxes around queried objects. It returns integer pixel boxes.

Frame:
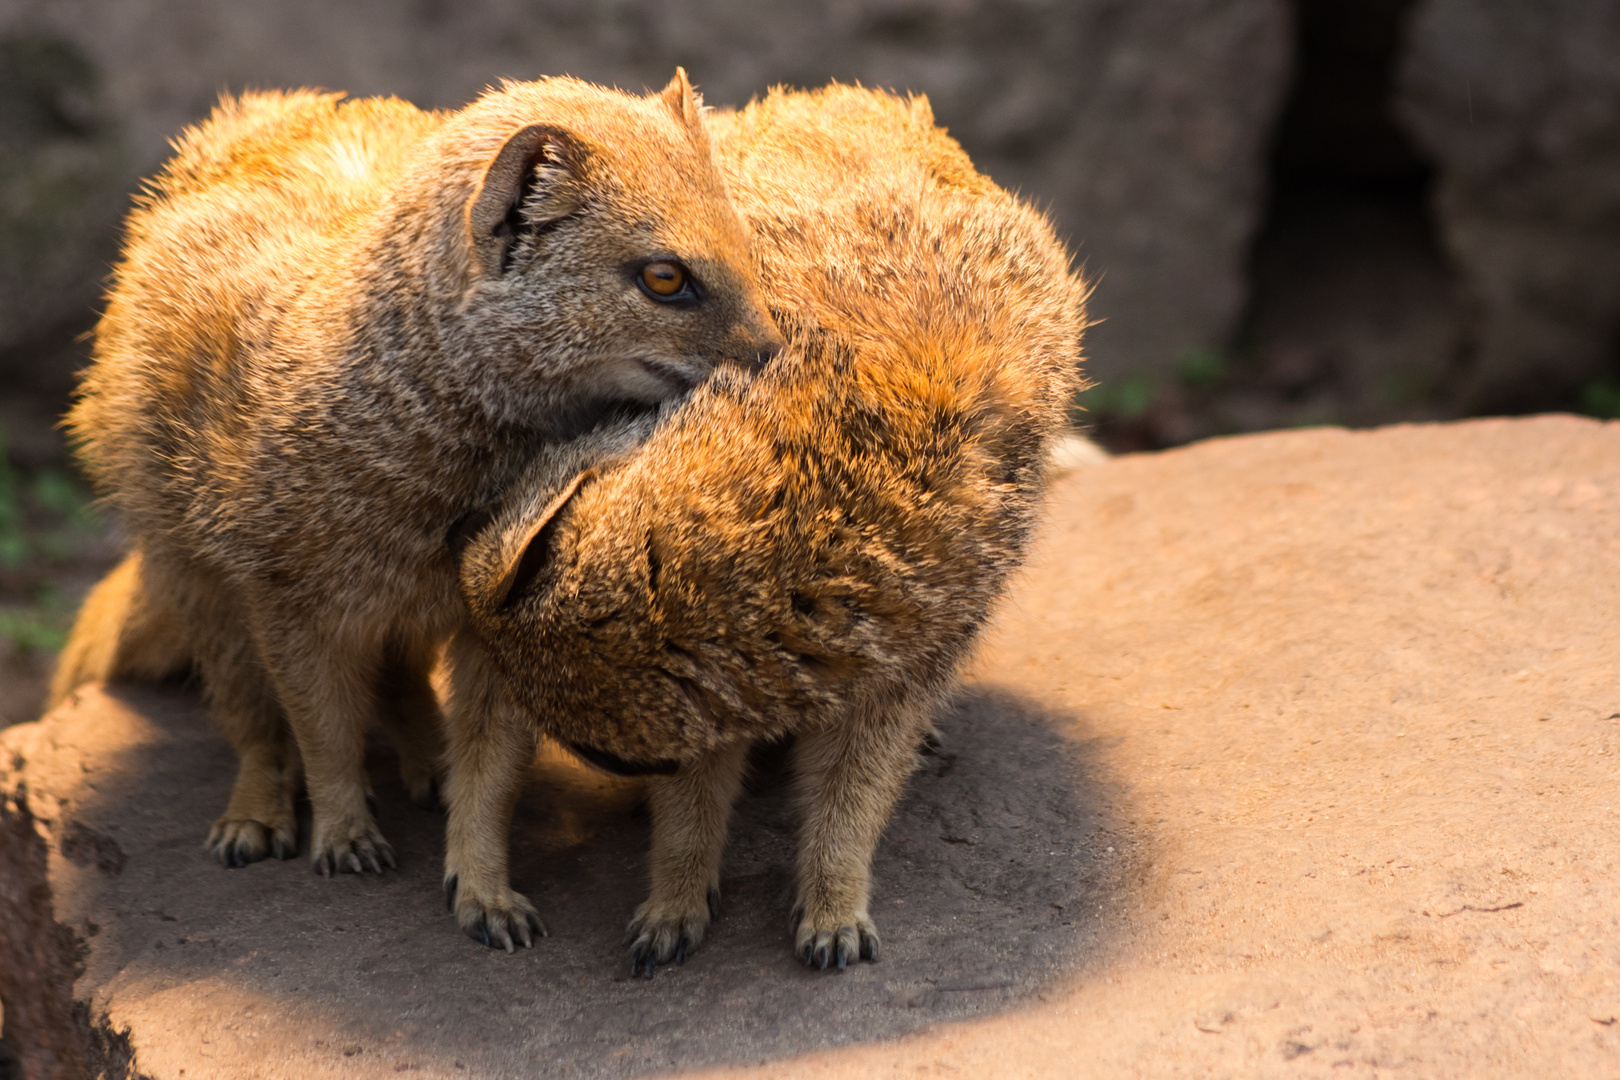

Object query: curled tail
[48,550,193,709]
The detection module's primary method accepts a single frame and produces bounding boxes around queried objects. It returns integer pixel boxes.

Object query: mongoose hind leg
[625,738,750,977]
[255,617,396,876]
[791,695,936,970]
[191,588,301,867]
[442,630,546,951]
[49,550,194,709]
[55,551,300,867]
[375,637,448,810]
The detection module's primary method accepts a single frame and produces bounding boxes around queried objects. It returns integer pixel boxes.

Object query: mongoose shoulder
[55,71,783,877]
[442,84,1086,967]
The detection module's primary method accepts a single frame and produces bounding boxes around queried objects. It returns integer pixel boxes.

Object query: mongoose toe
[309,814,397,878]
[207,816,297,868]
[794,915,881,972]
[445,874,547,952]
[624,896,715,977]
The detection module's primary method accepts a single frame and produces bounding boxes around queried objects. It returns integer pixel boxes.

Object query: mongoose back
[54,72,784,877]
[443,85,1086,969]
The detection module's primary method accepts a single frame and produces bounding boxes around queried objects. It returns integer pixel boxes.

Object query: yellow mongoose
[52,72,783,877]
[443,86,1087,970]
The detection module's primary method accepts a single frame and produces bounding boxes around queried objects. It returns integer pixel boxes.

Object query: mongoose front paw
[624,887,720,978]
[792,905,880,971]
[308,816,397,877]
[445,874,547,952]
[207,816,297,867]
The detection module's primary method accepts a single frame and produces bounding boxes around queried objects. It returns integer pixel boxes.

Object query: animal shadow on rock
[492,684,1120,1074]
[50,683,1120,1079]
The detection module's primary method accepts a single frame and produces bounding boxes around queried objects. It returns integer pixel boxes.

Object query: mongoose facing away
[444,85,1087,970]
[53,71,784,877]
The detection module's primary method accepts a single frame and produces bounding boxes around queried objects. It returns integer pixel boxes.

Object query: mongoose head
[427,70,784,435]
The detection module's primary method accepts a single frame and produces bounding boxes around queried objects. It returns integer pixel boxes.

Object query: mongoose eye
[639,260,690,300]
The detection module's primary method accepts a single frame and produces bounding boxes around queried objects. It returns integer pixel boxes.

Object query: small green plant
[0,427,105,656]
[0,429,99,570]
[1073,372,1157,422]
[1379,368,1437,407]
[1175,347,1229,391]
[1579,377,1620,420]
[0,607,68,653]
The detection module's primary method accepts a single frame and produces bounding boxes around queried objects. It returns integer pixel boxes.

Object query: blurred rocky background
[0,0,1615,723]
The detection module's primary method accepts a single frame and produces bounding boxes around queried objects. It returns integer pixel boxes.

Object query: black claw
[380,844,398,870]
[516,922,532,949]
[860,933,879,962]
[531,913,549,938]
[479,925,491,948]
[365,793,379,815]
[675,936,689,965]
[800,941,814,966]
[707,887,722,921]
[836,940,850,971]
[361,850,382,874]
[630,944,646,977]
[444,875,459,912]
[816,943,830,971]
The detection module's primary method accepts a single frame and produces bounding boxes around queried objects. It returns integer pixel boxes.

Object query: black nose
[753,336,782,369]
[742,325,785,371]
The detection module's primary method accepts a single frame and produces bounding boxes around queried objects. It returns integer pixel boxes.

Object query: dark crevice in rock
[1091,0,1466,452]
[1237,0,1464,426]
[0,788,95,1080]
[73,1003,149,1080]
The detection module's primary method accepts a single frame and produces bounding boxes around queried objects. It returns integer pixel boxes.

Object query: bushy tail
[47,551,192,709]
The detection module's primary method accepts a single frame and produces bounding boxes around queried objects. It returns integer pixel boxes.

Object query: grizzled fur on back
[461,87,1084,765]
[447,85,1084,970]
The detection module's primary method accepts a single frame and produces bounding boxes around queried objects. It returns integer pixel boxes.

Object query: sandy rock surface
[4,415,1619,1078]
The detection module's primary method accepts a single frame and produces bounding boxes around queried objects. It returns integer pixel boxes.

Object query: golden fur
[444,86,1086,969]
[53,72,782,876]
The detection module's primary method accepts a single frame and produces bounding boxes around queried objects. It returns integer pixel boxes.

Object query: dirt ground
[3,415,1618,1078]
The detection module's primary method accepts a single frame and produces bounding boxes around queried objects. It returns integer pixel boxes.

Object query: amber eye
[640,260,686,298]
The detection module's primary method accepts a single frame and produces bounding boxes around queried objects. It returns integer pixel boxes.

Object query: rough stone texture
[0,0,1289,389]
[0,686,1115,1079]
[0,32,127,401]
[4,415,1620,1077]
[1398,0,1620,412]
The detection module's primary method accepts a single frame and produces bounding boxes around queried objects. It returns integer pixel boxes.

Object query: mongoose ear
[468,124,585,276]
[491,468,596,609]
[659,67,704,130]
